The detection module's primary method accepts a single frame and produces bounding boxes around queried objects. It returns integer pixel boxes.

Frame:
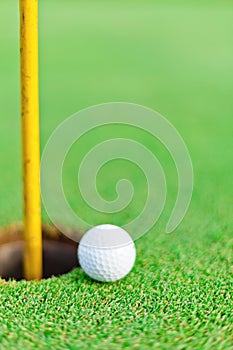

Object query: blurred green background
[0,0,232,230]
[0,1,233,348]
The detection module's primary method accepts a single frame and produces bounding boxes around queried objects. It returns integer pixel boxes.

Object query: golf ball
[78,224,136,282]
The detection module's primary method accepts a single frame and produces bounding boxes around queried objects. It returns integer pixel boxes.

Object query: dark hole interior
[0,240,79,281]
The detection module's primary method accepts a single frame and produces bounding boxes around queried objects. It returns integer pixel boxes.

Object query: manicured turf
[0,0,233,348]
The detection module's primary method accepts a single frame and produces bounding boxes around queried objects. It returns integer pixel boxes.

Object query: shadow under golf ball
[0,224,79,281]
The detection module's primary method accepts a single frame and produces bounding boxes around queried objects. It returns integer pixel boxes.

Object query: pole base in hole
[0,223,79,281]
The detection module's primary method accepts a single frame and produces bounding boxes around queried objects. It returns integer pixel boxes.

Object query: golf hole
[0,224,79,281]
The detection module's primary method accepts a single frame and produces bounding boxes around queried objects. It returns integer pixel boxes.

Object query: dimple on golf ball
[78,224,136,282]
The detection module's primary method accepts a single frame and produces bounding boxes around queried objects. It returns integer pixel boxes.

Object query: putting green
[0,0,232,348]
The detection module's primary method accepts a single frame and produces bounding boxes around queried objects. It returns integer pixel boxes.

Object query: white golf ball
[78,224,136,282]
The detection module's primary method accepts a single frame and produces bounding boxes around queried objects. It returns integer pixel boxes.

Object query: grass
[0,0,233,348]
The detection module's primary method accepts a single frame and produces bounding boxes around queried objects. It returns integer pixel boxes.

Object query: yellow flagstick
[20,0,42,280]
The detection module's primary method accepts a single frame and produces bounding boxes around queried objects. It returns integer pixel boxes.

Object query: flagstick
[19,0,42,280]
